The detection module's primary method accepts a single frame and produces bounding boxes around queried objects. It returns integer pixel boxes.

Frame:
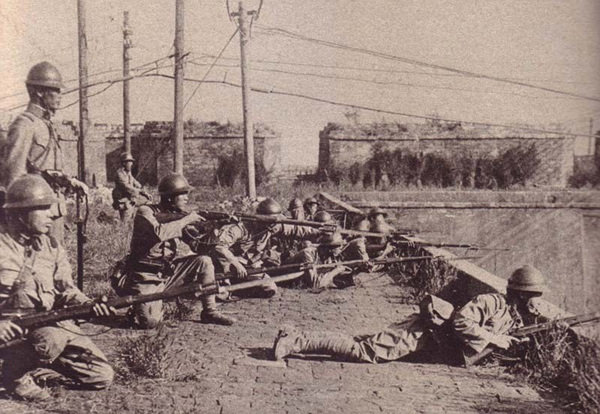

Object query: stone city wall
[319,123,575,187]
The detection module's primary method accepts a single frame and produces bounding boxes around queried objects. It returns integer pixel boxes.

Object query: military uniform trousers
[1,320,113,391]
[122,255,216,328]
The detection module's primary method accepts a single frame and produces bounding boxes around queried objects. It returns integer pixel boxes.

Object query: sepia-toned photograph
[0,1,599,413]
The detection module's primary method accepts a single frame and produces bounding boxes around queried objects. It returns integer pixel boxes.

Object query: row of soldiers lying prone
[0,172,558,401]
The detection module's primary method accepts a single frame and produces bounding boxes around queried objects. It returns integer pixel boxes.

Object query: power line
[149,73,598,139]
[196,54,597,86]
[182,27,239,111]
[187,60,586,101]
[255,25,600,103]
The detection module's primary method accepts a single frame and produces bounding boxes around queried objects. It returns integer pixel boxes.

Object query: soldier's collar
[26,103,52,120]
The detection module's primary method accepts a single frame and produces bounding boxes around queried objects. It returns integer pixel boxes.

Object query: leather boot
[200,294,236,325]
[273,326,361,361]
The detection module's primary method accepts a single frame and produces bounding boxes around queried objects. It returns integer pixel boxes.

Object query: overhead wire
[255,25,600,103]
[186,60,587,101]
[146,73,598,139]
[195,54,598,85]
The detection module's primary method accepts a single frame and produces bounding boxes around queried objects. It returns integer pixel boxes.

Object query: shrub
[510,325,600,413]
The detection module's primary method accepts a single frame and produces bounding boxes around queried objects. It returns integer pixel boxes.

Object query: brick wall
[123,121,281,186]
[57,122,106,187]
[318,123,575,187]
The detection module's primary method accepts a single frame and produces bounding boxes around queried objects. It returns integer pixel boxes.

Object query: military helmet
[158,173,193,196]
[508,265,545,294]
[319,232,344,247]
[120,151,135,163]
[256,198,282,215]
[288,197,303,210]
[26,62,65,90]
[354,219,370,232]
[3,174,57,209]
[368,207,388,218]
[313,210,333,223]
[303,197,319,206]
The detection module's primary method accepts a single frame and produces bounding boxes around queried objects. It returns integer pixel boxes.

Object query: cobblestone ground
[0,273,564,414]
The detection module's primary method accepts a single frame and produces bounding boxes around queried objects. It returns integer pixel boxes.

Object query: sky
[1,0,599,166]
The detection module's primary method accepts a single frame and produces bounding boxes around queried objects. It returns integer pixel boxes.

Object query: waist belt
[129,260,167,274]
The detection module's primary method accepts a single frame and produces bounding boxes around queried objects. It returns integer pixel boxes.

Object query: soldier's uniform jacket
[211,221,320,270]
[0,103,67,216]
[452,293,542,353]
[112,167,143,208]
[0,230,88,312]
[126,205,193,282]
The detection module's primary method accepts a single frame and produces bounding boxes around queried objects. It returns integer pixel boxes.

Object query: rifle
[463,311,600,367]
[214,254,483,281]
[155,209,418,237]
[367,242,510,253]
[0,271,306,351]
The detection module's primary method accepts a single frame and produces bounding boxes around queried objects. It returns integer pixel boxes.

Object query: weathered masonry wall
[103,121,281,186]
[121,121,281,187]
[319,123,575,187]
[57,122,106,187]
[343,190,600,314]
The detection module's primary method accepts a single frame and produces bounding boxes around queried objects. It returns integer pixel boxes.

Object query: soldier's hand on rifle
[184,211,205,225]
[0,320,24,344]
[232,261,248,279]
[489,334,520,350]
[141,190,152,200]
[91,302,116,317]
[70,178,89,196]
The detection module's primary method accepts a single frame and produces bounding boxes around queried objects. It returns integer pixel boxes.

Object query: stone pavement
[0,272,565,414]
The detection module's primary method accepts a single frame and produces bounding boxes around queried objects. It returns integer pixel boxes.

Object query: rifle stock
[463,311,600,367]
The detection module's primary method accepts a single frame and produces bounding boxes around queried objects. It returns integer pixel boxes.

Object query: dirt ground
[0,272,565,414]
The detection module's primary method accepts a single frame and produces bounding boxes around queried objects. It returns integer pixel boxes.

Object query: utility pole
[589,117,594,155]
[76,0,89,290]
[174,0,185,173]
[123,11,132,154]
[237,1,257,199]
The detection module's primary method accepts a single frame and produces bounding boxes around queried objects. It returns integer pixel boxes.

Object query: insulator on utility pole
[123,11,132,154]
[174,0,185,174]
[237,1,257,199]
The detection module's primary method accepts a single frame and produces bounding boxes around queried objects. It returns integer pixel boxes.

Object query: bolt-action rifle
[214,254,481,281]
[155,209,418,237]
[366,241,510,253]
[0,271,309,351]
[463,311,600,367]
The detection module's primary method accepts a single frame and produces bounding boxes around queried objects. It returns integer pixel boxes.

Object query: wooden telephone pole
[76,0,89,290]
[174,0,185,174]
[123,11,132,154]
[237,1,257,199]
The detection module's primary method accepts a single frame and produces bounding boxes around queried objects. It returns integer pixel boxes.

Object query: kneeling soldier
[0,175,113,401]
[118,173,234,328]
[209,198,320,298]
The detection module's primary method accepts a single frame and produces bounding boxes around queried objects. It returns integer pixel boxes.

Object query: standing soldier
[115,173,235,328]
[0,62,88,243]
[0,175,113,401]
[112,151,151,221]
[303,197,320,221]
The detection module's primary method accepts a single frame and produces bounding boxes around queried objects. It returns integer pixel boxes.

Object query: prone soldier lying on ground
[0,175,113,401]
[273,265,549,365]
[112,173,235,328]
